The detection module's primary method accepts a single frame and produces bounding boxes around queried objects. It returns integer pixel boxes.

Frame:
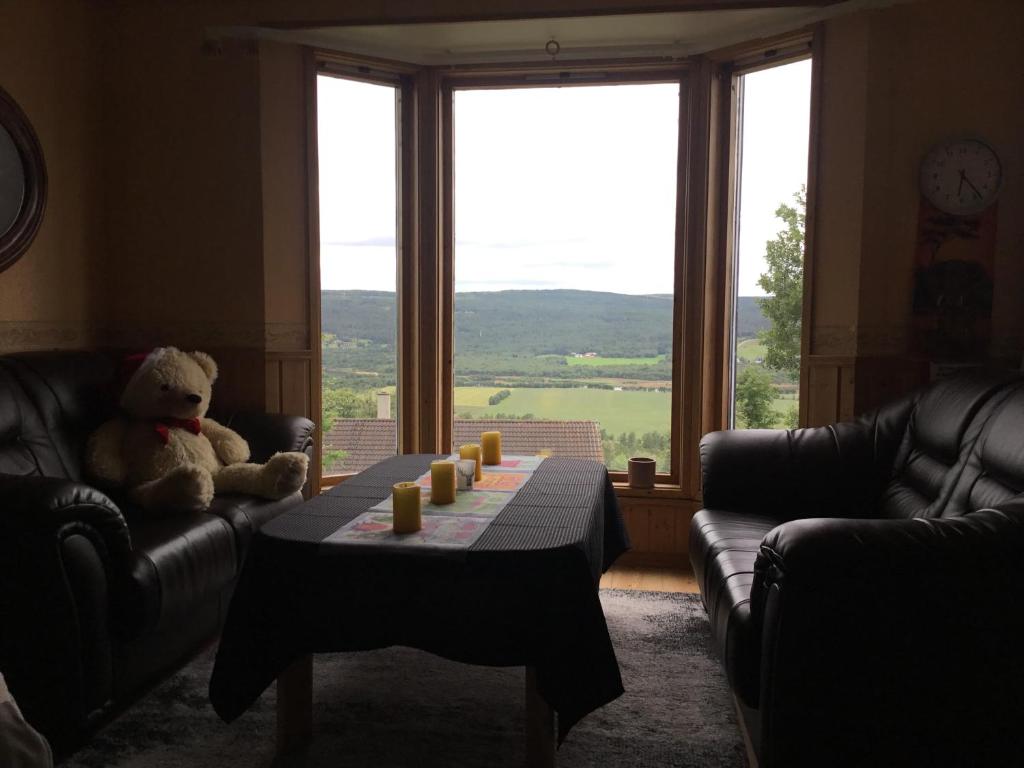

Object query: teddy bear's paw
[263,452,310,498]
[166,464,215,510]
[217,435,250,466]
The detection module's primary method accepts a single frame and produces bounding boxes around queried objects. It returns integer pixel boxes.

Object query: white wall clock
[919,137,1002,216]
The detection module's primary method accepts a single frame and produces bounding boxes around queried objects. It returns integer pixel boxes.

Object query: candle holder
[458,443,483,480]
[455,459,476,490]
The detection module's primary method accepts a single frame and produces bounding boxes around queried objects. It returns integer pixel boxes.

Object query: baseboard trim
[613,551,689,569]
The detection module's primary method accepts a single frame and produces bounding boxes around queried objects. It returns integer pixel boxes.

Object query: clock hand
[958,169,965,197]
[961,172,984,200]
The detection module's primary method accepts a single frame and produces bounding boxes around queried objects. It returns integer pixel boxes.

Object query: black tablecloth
[209,454,630,742]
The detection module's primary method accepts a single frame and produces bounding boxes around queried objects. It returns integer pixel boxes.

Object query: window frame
[306,29,821,499]
[704,30,822,438]
[312,52,416,488]
[438,63,691,488]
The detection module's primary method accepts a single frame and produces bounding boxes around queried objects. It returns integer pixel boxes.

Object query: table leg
[277,654,313,754]
[525,667,555,768]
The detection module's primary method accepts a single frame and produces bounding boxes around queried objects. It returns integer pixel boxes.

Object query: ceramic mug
[627,457,656,489]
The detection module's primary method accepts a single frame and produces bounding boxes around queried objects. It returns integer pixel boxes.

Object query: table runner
[210,454,630,742]
[322,455,547,552]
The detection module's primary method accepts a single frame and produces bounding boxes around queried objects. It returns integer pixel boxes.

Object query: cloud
[455,236,588,249]
[456,278,560,289]
[520,260,614,270]
[325,236,396,247]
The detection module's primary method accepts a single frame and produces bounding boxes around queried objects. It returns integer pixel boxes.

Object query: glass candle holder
[459,443,483,480]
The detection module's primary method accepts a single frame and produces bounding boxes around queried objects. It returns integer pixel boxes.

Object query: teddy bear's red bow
[154,417,202,445]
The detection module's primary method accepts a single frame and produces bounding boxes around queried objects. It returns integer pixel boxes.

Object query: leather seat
[691,369,1024,767]
[691,508,778,706]
[119,512,238,638]
[0,350,315,754]
[206,494,300,568]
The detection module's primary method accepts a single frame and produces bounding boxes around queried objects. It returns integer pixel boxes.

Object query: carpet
[62,590,746,768]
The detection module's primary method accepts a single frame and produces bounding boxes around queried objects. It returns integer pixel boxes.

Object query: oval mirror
[0,86,46,273]
[0,125,26,236]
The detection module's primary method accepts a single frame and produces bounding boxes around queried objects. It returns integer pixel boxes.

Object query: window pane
[317,76,398,474]
[452,84,679,473]
[731,60,811,430]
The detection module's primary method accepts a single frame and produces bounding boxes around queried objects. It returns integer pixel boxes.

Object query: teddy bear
[86,347,309,512]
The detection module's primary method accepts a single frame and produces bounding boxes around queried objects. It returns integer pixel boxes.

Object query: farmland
[321,288,797,474]
[454,386,671,436]
[565,354,665,367]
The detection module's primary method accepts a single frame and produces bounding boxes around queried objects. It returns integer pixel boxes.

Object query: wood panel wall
[804,355,855,427]
[617,497,698,567]
[265,352,314,417]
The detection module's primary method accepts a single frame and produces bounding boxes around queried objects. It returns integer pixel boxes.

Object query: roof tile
[324,418,604,474]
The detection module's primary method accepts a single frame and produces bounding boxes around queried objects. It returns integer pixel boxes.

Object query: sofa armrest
[0,474,131,561]
[752,502,1024,766]
[219,412,315,464]
[0,475,129,744]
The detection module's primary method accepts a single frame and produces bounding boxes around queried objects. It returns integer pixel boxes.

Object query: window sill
[612,483,695,501]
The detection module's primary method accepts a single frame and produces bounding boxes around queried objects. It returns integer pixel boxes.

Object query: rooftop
[324,418,604,474]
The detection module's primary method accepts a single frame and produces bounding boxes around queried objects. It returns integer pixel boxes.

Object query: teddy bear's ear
[189,351,218,383]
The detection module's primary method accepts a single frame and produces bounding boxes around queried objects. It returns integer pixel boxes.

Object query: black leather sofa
[691,370,1024,767]
[0,351,315,753]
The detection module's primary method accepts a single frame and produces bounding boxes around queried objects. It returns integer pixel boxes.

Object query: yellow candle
[392,482,422,534]
[481,431,502,465]
[430,460,457,505]
[459,443,483,481]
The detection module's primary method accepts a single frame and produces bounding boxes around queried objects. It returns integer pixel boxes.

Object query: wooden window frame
[312,52,417,488]
[703,28,823,438]
[437,62,693,491]
[307,38,815,501]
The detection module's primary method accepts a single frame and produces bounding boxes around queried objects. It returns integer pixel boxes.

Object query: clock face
[920,138,1002,216]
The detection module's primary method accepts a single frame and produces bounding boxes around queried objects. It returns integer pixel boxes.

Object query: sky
[318,59,810,298]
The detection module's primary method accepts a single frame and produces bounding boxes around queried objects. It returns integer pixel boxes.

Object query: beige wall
[806,0,1024,417]
[854,0,1024,362]
[0,0,104,351]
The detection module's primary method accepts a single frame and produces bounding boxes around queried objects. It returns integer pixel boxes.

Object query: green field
[450,386,507,406]
[737,339,766,362]
[454,386,670,436]
[565,355,665,367]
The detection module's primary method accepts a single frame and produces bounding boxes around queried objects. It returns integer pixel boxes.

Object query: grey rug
[63,591,746,768]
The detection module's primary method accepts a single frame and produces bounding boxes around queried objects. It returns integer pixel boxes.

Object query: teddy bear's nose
[186,394,202,404]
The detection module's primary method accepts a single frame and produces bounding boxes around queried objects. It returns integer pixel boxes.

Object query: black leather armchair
[691,370,1024,767]
[0,351,315,753]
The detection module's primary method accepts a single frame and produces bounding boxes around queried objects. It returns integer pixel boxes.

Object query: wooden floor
[600,563,698,593]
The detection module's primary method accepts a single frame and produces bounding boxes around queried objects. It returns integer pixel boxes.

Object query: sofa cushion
[690,508,780,707]
[0,367,69,478]
[0,352,116,482]
[879,370,1016,519]
[945,383,1024,515]
[118,511,237,639]
[205,492,301,569]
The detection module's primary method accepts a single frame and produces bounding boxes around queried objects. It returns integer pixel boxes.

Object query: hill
[322,289,769,357]
[736,296,768,339]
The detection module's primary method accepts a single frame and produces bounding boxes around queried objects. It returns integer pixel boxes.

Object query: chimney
[377,391,391,419]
